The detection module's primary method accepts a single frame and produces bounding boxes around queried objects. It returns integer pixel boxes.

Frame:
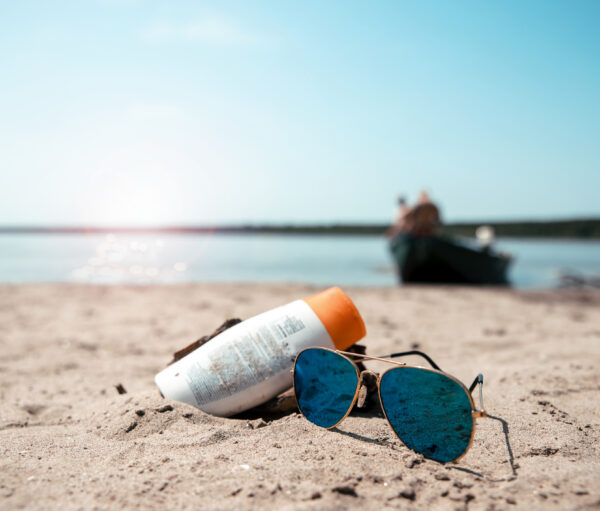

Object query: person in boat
[386,191,441,238]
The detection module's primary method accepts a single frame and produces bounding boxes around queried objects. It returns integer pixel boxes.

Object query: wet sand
[1,284,599,510]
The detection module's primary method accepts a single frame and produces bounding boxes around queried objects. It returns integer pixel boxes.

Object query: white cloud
[141,16,272,47]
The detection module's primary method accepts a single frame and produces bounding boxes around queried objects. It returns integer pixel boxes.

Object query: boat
[389,234,512,285]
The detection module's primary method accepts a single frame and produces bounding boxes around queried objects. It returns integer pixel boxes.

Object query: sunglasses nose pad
[357,384,368,408]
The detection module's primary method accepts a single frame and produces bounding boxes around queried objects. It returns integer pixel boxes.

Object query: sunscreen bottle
[154,287,366,417]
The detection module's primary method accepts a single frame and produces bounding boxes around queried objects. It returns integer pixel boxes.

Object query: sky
[1,0,599,226]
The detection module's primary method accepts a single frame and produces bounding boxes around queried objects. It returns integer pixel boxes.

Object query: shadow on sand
[448,414,518,481]
[238,387,517,481]
[332,409,518,480]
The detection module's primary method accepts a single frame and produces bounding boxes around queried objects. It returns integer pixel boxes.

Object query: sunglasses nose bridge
[359,369,378,381]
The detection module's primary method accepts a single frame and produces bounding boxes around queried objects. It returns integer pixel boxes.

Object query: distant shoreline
[0,218,599,238]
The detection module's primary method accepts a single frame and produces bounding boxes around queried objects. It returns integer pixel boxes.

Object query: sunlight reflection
[71,234,189,283]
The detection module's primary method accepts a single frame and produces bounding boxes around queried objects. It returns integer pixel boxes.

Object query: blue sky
[1,0,598,225]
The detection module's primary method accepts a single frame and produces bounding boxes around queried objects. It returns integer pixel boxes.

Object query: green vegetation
[441,218,600,239]
[1,218,599,238]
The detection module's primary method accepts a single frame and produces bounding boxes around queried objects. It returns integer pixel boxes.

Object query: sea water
[0,233,599,289]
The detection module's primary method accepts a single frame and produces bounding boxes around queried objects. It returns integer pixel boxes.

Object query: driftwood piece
[236,388,299,420]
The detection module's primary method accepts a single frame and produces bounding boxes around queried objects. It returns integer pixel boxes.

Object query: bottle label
[171,300,331,411]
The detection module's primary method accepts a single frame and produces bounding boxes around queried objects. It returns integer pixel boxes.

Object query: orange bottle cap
[303,287,366,350]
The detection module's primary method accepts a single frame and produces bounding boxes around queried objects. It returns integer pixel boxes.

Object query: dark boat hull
[390,234,511,285]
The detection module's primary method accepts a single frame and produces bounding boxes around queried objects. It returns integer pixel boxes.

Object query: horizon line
[0,216,599,236]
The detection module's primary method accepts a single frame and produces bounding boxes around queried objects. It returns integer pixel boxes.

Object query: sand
[1,283,599,510]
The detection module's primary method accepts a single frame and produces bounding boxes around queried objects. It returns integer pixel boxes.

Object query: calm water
[0,233,599,289]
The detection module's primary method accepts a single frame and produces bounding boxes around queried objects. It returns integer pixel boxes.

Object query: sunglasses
[292,347,487,463]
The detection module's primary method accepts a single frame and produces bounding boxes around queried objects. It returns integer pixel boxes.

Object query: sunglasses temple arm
[383,350,442,371]
[469,373,485,413]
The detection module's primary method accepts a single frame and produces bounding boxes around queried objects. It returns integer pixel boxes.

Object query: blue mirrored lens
[294,348,358,428]
[380,367,473,463]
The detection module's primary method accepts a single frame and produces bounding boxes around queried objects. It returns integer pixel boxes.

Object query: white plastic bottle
[154,287,366,417]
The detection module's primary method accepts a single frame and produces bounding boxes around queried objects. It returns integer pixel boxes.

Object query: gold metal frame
[292,347,487,464]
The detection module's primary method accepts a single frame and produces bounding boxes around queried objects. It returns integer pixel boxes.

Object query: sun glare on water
[71,234,190,283]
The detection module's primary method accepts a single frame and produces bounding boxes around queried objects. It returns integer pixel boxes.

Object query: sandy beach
[1,283,599,510]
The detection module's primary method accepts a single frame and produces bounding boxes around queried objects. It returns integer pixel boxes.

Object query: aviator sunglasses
[292,347,487,463]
